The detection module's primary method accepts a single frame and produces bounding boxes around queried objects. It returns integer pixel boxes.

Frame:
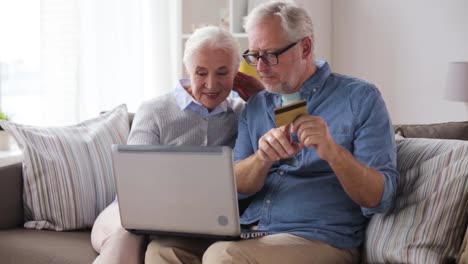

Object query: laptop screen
[111,144,242,238]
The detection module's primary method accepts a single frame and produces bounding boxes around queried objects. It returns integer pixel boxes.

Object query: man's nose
[256,58,269,72]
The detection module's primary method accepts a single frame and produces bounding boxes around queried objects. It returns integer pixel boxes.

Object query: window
[1,0,175,126]
[0,0,79,126]
[0,0,40,124]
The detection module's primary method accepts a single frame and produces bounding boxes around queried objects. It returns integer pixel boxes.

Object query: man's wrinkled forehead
[247,36,291,54]
[247,17,289,52]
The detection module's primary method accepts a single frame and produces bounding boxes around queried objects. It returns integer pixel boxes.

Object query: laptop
[111,144,268,240]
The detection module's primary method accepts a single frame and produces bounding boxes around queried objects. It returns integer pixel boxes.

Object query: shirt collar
[300,60,331,97]
[173,79,232,117]
[173,79,193,110]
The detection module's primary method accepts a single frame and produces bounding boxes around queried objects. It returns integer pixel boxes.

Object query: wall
[332,0,468,124]
[296,0,333,63]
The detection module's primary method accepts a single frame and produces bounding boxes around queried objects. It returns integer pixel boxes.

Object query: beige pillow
[364,138,468,263]
[0,105,129,231]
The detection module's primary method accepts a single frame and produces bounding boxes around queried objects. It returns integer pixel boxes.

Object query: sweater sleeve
[127,100,161,145]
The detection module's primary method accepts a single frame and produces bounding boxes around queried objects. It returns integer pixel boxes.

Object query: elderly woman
[90,26,262,264]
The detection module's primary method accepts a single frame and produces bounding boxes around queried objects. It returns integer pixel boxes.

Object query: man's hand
[235,124,303,194]
[292,114,338,161]
[258,125,303,162]
[233,72,264,101]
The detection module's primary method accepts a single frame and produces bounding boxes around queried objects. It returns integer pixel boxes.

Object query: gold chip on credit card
[274,100,307,127]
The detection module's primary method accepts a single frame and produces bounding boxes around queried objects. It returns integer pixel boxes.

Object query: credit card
[274,100,307,127]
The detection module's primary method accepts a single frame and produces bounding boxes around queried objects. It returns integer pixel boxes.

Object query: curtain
[78,0,177,120]
[1,0,176,125]
[41,0,80,125]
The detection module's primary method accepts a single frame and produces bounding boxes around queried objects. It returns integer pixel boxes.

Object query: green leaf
[0,111,10,121]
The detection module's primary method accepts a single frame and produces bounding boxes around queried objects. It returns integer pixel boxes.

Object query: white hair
[183,26,240,73]
[244,1,314,43]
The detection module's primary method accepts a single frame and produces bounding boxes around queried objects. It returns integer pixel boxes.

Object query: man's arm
[293,115,385,208]
[235,153,273,194]
[322,138,384,208]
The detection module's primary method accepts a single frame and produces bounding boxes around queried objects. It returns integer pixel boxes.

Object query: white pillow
[0,104,129,231]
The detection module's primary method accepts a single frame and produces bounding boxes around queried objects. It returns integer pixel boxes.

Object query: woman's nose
[205,76,217,89]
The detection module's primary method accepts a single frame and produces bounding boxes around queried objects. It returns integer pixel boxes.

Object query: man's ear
[300,36,313,59]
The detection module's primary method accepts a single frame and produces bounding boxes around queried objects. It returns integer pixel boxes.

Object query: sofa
[0,116,467,264]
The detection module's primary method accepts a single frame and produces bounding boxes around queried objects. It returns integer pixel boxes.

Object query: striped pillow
[364,138,468,263]
[0,104,129,231]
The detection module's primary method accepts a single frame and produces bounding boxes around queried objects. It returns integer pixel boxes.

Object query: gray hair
[244,1,314,43]
[183,26,240,73]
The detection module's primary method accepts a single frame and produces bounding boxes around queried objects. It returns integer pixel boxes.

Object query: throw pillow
[0,104,129,231]
[363,138,468,264]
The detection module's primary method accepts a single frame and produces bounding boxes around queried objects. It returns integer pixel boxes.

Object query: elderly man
[146,2,398,264]
[203,1,399,264]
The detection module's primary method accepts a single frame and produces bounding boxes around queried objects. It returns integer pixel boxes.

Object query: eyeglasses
[242,41,299,66]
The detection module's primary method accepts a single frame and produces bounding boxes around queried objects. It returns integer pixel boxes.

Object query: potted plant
[0,111,9,127]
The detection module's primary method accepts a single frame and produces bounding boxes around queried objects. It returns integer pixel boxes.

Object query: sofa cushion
[363,137,468,264]
[0,229,97,264]
[0,105,129,231]
[394,121,468,140]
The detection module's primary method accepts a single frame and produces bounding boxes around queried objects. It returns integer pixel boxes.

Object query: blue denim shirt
[234,61,399,249]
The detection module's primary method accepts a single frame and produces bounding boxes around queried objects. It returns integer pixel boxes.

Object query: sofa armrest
[0,162,23,229]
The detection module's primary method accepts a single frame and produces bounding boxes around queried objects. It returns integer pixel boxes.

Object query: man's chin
[261,80,280,93]
[263,83,286,94]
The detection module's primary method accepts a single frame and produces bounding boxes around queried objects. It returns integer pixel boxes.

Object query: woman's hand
[233,72,264,101]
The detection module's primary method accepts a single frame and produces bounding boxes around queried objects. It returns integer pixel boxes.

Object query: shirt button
[203,117,208,121]
[266,200,271,204]
[278,171,284,176]
[313,88,317,93]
